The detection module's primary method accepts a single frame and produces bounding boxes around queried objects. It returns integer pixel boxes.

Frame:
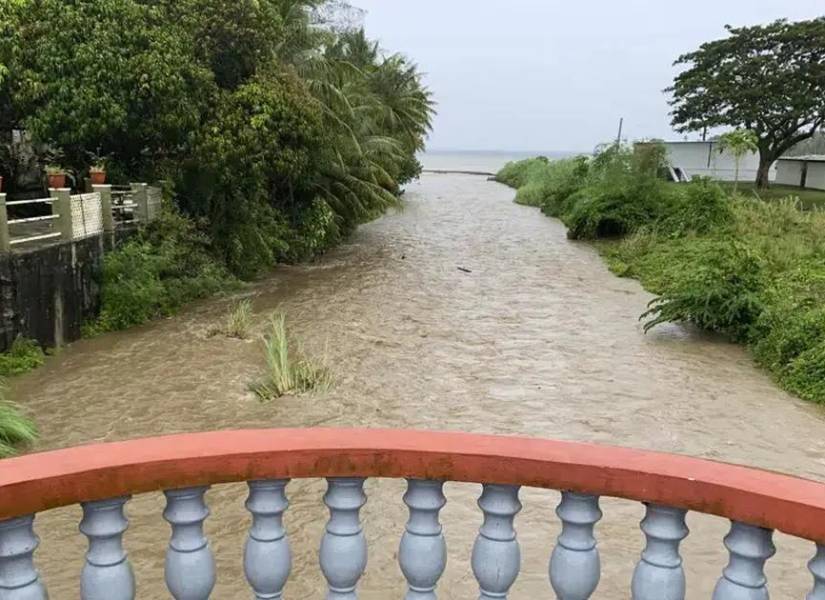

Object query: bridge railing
[0,428,823,599]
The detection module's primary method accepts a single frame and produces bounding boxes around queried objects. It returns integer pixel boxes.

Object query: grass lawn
[667,182,825,210]
[722,182,825,209]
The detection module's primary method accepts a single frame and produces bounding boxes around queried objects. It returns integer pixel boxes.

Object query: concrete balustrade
[0,183,160,253]
[0,428,824,599]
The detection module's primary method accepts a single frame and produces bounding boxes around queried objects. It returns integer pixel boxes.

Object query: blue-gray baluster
[320,478,367,600]
[712,521,775,600]
[164,487,216,600]
[808,545,825,600]
[80,497,135,600]
[549,492,602,600]
[0,515,47,599]
[471,484,521,599]
[399,480,447,600]
[631,504,688,600]
[244,480,291,600]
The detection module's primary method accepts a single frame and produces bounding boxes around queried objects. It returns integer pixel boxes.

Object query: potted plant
[89,162,106,185]
[46,165,67,189]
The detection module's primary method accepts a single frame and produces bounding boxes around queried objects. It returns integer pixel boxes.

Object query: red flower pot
[48,173,67,189]
[90,170,106,185]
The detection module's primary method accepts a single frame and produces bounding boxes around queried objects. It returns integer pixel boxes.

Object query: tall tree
[668,18,825,188]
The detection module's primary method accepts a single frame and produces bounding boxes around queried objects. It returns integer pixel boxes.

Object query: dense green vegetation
[0,0,434,333]
[497,147,825,403]
[84,211,236,334]
[0,0,433,276]
[0,337,45,377]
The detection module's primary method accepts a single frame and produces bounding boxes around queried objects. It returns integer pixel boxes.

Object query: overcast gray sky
[351,1,824,153]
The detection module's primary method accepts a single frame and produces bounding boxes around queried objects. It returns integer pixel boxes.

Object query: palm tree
[719,129,759,193]
[274,5,435,230]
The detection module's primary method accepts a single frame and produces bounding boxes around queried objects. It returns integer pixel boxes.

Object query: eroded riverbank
[12,173,825,598]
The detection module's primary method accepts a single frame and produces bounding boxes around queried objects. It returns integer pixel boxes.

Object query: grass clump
[0,337,46,377]
[498,143,825,403]
[249,313,332,400]
[0,384,37,457]
[210,299,254,339]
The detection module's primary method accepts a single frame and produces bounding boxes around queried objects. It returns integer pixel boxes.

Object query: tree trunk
[756,156,773,189]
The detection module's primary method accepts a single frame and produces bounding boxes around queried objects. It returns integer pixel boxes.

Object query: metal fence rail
[0,183,161,252]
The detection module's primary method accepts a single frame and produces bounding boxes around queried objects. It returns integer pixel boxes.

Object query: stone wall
[0,226,137,352]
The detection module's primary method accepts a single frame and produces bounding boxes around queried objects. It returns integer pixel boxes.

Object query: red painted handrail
[0,428,824,542]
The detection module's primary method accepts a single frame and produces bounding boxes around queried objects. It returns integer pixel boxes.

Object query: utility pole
[616,117,624,146]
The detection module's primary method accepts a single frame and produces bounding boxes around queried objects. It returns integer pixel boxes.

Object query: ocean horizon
[420,149,587,174]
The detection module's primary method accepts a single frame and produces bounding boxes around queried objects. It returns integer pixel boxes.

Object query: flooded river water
[12,173,825,598]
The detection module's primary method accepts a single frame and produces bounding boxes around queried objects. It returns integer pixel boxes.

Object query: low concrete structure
[658,141,773,183]
[1,428,825,599]
[776,155,825,190]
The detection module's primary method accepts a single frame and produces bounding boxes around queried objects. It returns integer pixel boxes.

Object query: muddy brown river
[11,173,825,598]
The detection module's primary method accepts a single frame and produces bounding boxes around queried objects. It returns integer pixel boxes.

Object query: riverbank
[13,173,825,597]
[496,151,825,404]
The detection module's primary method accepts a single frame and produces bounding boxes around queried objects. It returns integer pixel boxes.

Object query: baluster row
[0,480,823,599]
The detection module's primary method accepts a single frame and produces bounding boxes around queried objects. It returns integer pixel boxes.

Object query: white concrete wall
[664,142,772,182]
[776,161,804,187]
[807,163,825,191]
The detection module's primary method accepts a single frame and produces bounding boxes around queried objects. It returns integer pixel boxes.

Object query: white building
[775,156,825,191]
[655,141,773,183]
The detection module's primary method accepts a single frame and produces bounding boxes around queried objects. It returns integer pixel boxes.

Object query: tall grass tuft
[0,383,37,457]
[224,299,253,339]
[250,313,332,400]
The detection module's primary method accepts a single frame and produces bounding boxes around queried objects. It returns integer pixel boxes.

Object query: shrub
[751,263,825,375]
[91,210,234,332]
[658,178,734,236]
[783,341,825,403]
[495,157,549,189]
[0,337,46,377]
[641,241,765,341]
[565,145,671,240]
[281,198,341,262]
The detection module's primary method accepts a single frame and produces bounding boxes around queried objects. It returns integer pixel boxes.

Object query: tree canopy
[0,0,434,278]
[668,18,825,187]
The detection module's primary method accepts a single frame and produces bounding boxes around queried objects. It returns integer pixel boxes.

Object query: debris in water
[457,267,472,273]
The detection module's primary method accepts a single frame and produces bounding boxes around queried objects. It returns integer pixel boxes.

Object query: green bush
[783,340,825,402]
[90,211,235,333]
[658,178,734,236]
[0,337,46,377]
[641,241,765,341]
[750,263,825,381]
[496,157,549,189]
[507,156,591,213]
